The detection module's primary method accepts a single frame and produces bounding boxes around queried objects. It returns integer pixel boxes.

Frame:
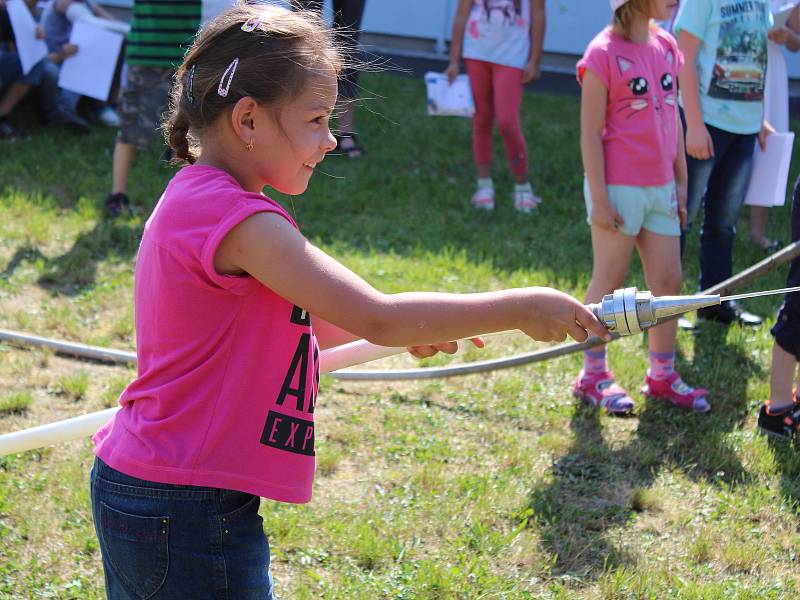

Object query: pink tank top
[94,165,319,503]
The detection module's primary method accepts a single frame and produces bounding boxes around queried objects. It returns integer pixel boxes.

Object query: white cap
[610,0,629,10]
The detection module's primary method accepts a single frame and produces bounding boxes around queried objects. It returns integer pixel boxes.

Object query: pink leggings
[465,59,528,177]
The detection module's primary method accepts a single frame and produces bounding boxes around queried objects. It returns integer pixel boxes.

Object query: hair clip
[186,64,196,105]
[241,15,262,32]
[218,58,239,98]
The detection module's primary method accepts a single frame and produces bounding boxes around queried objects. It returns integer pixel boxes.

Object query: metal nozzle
[587,287,721,336]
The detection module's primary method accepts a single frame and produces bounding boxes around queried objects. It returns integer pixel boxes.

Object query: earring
[246,139,254,152]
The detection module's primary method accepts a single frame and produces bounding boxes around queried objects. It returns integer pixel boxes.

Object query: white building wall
[99,0,800,79]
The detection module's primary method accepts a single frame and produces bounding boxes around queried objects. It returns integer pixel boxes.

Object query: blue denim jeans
[679,111,757,290]
[90,458,274,599]
[772,176,800,359]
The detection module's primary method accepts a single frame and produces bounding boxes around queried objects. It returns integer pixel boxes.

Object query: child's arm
[90,1,117,21]
[444,0,472,83]
[522,0,545,83]
[580,69,624,233]
[768,6,800,52]
[313,316,484,358]
[674,117,688,229]
[677,30,714,160]
[215,216,610,347]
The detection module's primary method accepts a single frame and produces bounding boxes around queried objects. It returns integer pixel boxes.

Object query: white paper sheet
[744,132,795,207]
[772,1,799,30]
[6,0,48,75]
[57,21,123,102]
[425,72,475,117]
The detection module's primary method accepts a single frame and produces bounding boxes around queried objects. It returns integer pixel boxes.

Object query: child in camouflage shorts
[105,0,201,217]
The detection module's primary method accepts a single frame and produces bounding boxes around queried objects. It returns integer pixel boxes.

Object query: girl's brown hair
[163,3,343,164]
[613,0,652,39]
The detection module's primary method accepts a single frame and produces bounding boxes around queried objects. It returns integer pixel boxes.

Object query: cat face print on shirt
[615,50,677,132]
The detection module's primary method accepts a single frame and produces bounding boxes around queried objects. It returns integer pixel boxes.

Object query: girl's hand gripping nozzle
[586,287,722,336]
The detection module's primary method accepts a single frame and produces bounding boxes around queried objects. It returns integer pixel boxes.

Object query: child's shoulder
[582,26,615,58]
[652,25,678,49]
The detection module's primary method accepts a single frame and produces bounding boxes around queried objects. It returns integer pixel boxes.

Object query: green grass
[2,70,800,598]
[0,392,33,415]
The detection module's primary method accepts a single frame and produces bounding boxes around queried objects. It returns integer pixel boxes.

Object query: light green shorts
[583,179,680,237]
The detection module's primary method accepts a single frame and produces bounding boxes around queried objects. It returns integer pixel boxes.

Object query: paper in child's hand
[425,72,475,117]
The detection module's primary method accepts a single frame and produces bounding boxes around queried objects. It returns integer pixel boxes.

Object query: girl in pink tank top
[90,5,611,598]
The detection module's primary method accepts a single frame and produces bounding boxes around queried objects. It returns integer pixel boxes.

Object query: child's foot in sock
[641,370,710,412]
[573,369,635,415]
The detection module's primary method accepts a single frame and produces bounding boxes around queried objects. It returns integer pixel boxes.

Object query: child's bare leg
[112,141,136,195]
[749,206,771,247]
[638,228,710,411]
[575,225,637,412]
[0,82,32,116]
[637,229,681,354]
[770,343,797,411]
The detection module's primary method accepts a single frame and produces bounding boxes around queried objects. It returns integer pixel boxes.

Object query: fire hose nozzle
[586,287,721,336]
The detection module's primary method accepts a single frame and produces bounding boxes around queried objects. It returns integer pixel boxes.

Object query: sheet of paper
[6,0,48,75]
[58,21,123,102]
[425,72,475,117]
[772,1,799,30]
[744,132,795,207]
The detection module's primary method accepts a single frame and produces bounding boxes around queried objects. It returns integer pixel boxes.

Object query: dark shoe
[758,399,800,440]
[104,192,130,217]
[697,300,762,327]
[333,132,365,158]
[0,116,29,141]
[753,237,783,255]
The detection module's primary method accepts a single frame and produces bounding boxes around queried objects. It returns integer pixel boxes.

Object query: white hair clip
[186,64,196,105]
[218,58,239,98]
[241,15,262,32]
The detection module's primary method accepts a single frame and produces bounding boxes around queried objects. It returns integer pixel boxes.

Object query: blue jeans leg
[679,116,756,288]
[90,458,274,600]
[699,127,756,290]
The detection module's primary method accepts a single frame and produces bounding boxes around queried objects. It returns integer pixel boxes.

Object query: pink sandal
[641,371,710,413]
[572,370,635,415]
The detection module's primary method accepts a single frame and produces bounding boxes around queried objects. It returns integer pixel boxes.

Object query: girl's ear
[230,96,258,144]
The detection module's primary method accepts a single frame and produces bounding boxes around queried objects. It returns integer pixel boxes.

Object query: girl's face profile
[650,0,677,21]
[253,69,338,195]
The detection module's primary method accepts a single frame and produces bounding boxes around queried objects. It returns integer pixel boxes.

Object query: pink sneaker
[471,186,495,210]
[641,371,711,413]
[572,370,635,415]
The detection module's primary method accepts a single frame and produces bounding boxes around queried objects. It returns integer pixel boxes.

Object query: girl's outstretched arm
[215,213,610,347]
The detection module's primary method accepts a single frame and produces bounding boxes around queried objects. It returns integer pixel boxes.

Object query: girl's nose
[322,129,337,153]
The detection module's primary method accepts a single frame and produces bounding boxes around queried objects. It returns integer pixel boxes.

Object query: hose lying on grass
[1,240,799,457]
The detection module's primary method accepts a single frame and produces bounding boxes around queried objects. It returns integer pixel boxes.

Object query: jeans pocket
[99,501,169,599]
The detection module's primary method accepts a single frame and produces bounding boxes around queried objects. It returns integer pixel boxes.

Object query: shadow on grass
[2,220,142,296]
[526,323,762,577]
[766,438,800,509]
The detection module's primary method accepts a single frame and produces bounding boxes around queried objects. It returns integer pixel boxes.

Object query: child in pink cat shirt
[573,0,710,414]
